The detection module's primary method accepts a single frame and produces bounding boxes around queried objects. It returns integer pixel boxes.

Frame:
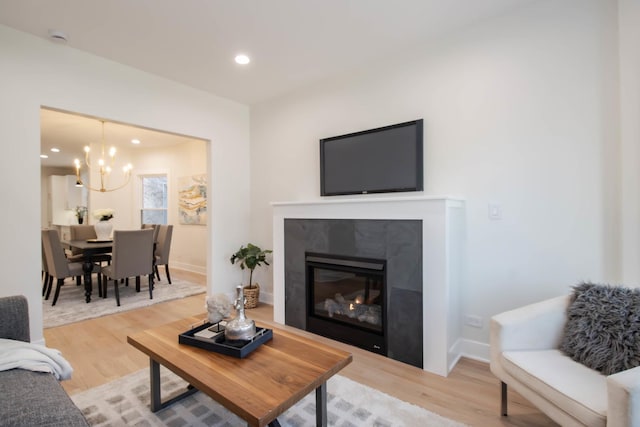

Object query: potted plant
[230,243,272,309]
[74,206,87,224]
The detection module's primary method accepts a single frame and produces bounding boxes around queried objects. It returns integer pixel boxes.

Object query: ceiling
[40,108,201,168]
[1,1,535,168]
[0,0,534,106]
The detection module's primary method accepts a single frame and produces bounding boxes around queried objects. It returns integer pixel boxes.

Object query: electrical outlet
[464,314,483,328]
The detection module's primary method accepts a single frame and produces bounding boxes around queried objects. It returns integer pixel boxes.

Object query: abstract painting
[178,174,207,225]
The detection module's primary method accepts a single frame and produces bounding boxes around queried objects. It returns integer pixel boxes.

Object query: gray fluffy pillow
[560,282,640,375]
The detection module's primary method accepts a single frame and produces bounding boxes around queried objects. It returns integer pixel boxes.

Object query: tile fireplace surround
[272,196,464,376]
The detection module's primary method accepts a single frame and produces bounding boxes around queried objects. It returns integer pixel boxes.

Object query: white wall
[619,0,640,285]
[0,25,250,343]
[250,0,621,352]
[131,139,209,273]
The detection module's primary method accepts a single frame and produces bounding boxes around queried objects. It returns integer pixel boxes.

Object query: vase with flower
[93,208,115,240]
[74,206,87,224]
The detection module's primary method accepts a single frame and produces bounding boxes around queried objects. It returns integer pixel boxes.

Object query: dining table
[61,239,112,303]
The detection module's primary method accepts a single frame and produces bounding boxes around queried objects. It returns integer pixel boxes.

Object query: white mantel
[272,195,465,376]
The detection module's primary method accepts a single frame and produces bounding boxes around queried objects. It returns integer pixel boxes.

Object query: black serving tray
[179,322,273,358]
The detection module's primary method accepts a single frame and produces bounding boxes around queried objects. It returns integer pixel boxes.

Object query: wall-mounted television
[320,119,424,196]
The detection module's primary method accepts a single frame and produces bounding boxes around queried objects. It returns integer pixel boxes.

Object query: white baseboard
[452,338,490,364]
[259,290,274,305]
[172,261,206,275]
[448,345,463,374]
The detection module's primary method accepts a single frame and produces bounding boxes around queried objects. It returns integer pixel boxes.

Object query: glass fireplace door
[306,253,386,355]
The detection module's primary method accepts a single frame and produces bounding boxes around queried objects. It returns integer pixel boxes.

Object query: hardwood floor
[44,269,556,426]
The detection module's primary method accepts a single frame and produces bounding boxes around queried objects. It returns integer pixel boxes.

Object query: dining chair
[154,225,173,284]
[141,223,160,243]
[68,225,112,265]
[137,224,160,287]
[41,229,100,306]
[41,238,51,297]
[101,229,155,306]
[68,225,112,289]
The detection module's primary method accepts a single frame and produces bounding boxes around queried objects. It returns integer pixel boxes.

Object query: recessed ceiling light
[234,54,250,65]
[131,139,141,145]
[40,154,49,159]
[50,148,60,152]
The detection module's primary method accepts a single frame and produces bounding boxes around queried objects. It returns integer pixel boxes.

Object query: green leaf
[229,243,272,287]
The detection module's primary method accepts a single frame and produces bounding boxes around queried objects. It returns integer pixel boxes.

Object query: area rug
[71,366,467,427]
[43,278,206,328]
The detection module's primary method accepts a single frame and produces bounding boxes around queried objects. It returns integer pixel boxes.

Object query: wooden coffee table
[127,315,352,427]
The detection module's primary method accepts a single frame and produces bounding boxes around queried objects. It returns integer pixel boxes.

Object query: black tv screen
[320,119,423,196]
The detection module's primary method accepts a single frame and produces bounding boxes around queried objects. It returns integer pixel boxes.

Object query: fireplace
[273,196,465,376]
[306,253,386,355]
[282,218,424,368]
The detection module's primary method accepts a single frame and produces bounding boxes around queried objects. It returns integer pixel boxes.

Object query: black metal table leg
[149,359,198,413]
[265,383,326,426]
[316,382,327,427]
[150,359,162,412]
[501,381,508,416]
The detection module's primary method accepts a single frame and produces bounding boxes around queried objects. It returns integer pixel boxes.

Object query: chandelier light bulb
[74,120,133,192]
[74,158,83,188]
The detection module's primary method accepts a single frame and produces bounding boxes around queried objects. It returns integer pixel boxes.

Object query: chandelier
[74,120,133,192]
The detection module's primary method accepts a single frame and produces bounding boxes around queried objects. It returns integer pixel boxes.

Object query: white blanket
[0,338,73,380]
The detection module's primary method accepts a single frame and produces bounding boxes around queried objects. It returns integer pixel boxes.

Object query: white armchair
[490,295,640,427]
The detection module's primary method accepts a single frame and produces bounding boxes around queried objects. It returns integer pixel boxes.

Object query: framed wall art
[178,174,207,225]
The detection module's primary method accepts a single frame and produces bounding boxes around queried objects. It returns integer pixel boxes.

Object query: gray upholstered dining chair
[42,237,51,296]
[68,225,112,265]
[41,229,100,306]
[141,223,160,243]
[133,224,159,287]
[101,229,155,306]
[154,225,173,284]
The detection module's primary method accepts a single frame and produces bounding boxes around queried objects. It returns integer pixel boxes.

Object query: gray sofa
[0,295,89,426]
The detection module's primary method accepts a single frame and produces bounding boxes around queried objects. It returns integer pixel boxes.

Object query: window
[141,175,167,224]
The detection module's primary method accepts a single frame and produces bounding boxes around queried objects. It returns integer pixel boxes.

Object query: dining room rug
[71,366,467,427]
[43,278,206,328]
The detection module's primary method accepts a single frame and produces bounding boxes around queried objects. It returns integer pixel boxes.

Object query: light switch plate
[488,203,502,220]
